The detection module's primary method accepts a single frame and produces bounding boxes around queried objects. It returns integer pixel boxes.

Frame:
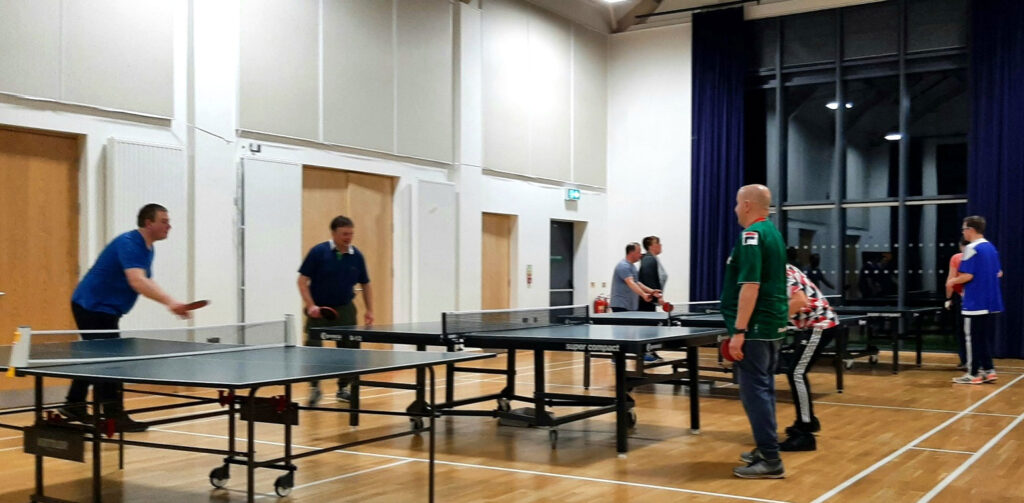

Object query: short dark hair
[963,215,985,234]
[642,236,660,251]
[786,247,798,263]
[330,215,354,230]
[626,242,640,255]
[960,239,970,247]
[137,203,167,227]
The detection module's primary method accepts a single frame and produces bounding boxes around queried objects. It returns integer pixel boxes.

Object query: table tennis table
[831,305,943,373]
[311,305,727,454]
[0,321,492,503]
[584,311,868,393]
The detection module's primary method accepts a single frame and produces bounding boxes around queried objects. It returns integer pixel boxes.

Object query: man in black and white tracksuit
[779,259,838,451]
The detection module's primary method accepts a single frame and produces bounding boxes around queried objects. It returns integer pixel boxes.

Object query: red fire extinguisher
[594,294,609,313]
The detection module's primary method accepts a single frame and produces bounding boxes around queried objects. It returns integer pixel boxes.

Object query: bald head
[734,184,772,227]
[738,184,772,209]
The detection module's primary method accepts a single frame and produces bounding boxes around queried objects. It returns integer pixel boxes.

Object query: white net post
[8,326,32,374]
[284,314,296,347]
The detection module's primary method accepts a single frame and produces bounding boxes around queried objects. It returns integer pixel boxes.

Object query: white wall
[2,0,707,333]
[606,24,693,304]
[478,176,607,308]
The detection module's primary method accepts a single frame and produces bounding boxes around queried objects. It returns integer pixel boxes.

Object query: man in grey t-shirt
[610,242,660,311]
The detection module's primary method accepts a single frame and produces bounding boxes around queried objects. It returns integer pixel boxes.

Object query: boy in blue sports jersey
[947,215,1004,384]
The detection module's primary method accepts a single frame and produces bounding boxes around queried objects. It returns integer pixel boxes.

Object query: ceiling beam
[613,0,664,33]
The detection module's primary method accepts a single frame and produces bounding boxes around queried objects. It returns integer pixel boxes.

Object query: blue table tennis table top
[318,321,726,349]
[589,311,869,327]
[0,337,492,388]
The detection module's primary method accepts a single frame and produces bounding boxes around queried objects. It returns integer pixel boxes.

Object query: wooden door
[0,127,79,394]
[301,167,394,341]
[345,172,394,327]
[481,213,514,310]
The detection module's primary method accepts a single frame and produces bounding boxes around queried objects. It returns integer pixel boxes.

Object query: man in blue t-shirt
[61,204,190,432]
[947,215,1004,385]
[298,215,373,405]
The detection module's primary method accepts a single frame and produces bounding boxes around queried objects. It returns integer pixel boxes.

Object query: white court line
[150,427,790,503]
[908,447,975,455]
[815,400,1020,417]
[810,374,1024,503]
[0,445,21,452]
[292,459,413,490]
[919,409,1024,502]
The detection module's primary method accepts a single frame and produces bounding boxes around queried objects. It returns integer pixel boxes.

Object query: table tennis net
[442,305,589,335]
[8,320,290,371]
[19,320,287,345]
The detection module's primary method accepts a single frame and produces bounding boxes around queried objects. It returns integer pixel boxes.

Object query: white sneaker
[952,373,983,385]
[982,370,997,383]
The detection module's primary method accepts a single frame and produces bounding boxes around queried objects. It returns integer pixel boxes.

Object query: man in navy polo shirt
[298,215,374,405]
[61,203,191,432]
[947,215,1004,385]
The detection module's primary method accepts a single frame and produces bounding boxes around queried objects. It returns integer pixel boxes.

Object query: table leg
[615,352,628,454]
[686,346,700,432]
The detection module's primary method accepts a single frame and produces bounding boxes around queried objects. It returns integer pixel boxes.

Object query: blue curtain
[689,7,746,301]
[968,0,1024,358]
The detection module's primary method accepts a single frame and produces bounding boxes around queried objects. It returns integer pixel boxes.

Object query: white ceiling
[521,0,885,34]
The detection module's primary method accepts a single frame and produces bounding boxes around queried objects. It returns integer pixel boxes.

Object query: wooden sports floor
[1,349,1021,502]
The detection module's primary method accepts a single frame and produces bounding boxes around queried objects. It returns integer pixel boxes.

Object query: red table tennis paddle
[184,300,209,311]
[720,339,740,362]
[661,301,674,312]
[318,306,339,321]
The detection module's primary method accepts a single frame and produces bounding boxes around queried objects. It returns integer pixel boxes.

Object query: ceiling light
[826,101,854,110]
[884,133,902,141]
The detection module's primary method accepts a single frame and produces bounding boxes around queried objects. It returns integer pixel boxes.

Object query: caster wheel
[209,466,229,489]
[549,429,558,449]
[274,473,294,497]
[627,409,638,428]
[869,355,879,364]
[410,417,425,430]
[844,359,854,370]
[497,398,511,412]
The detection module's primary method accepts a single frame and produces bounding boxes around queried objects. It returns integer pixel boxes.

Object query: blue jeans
[736,337,782,460]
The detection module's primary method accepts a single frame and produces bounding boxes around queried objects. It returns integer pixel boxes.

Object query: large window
[746,0,968,349]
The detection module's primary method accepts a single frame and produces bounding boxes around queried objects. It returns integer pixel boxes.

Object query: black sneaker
[58,402,93,423]
[308,386,322,407]
[733,456,785,479]
[784,416,820,436]
[335,387,352,402]
[110,414,148,433]
[779,432,816,452]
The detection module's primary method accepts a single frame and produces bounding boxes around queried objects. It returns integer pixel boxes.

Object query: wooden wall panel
[0,127,79,393]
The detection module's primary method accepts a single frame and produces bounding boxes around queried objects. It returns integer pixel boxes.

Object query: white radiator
[105,138,189,333]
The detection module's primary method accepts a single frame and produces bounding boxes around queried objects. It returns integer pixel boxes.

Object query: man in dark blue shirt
[61,204,190,432]
[948,215,1004,385]
[298,215,373,405]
